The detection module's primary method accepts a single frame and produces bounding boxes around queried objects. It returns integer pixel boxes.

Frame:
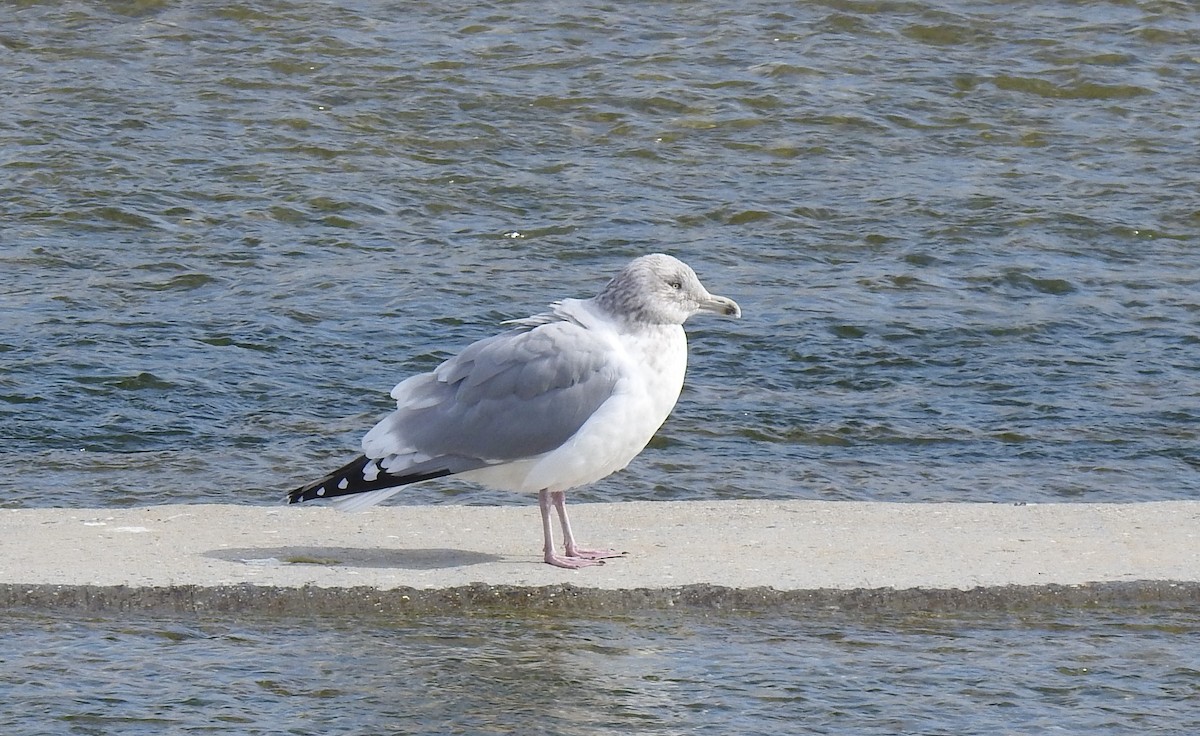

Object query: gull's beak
[700,293,741,319]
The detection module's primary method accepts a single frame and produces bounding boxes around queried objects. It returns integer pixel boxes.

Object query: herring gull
[287,253,741,568]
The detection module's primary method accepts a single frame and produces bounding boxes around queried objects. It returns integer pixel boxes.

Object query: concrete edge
[5,580,1199,617]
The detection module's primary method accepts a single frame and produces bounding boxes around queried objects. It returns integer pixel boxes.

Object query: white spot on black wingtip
[338,478,349,490]
[316,487,326,497]
[363,461,381,482]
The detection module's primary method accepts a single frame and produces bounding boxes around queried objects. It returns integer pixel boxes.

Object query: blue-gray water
[2,2,1199,733]
[3,0,1197,509]
[3,608,1199,735]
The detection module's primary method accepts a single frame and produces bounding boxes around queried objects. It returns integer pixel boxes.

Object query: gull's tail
[287,455,452,507]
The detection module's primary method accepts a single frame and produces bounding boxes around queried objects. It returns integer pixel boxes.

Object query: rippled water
[2,607,1198,734]
[3,0,1198,508]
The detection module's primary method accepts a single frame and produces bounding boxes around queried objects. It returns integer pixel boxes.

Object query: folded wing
[289,319,622,504]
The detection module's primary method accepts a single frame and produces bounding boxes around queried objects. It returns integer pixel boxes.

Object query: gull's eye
[667,280,682,290]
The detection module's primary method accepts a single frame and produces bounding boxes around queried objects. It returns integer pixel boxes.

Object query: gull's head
[595,253,742,325]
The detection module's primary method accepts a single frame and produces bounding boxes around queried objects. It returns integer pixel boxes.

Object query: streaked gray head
[593,253,741,325]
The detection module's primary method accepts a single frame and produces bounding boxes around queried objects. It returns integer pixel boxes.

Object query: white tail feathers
[333,487,405,512]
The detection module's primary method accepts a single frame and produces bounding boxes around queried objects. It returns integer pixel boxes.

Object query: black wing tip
[287,455,456,505]
[287,455,371,505]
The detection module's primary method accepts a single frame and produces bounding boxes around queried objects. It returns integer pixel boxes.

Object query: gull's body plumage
[288,253,740,568]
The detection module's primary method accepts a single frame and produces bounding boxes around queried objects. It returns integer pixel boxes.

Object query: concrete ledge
[2,500,1197,613]
[4,581,1200,616]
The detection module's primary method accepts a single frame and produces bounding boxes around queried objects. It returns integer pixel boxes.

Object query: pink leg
[538,490,602,569]
[551,491,625,561]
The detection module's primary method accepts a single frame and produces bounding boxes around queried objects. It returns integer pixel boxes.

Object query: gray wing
[362,320,621,467]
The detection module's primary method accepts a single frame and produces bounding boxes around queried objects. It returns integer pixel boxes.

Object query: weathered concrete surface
[1,500,1197,613]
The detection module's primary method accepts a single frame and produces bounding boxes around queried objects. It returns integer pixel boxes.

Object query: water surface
[1,1,1197,507]
[3,607,1199,735]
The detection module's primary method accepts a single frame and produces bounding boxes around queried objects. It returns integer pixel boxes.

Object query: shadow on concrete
[206,546,501,570]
